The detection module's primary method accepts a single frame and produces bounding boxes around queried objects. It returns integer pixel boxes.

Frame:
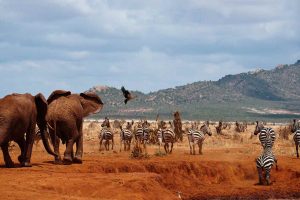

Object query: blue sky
[0,0,299,97]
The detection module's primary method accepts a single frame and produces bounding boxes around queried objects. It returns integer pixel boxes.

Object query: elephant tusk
[47,122,55,130]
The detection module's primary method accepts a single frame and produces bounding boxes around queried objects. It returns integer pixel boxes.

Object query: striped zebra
[291,119,300,158]
[187,122,212,155]
[142,121,150,143]
[99,118,114,151]
[157,125,176,154]
[254,121,276,149]
[134,122,144,153]
[256,147,278,185]
[99,128,114,151]
[119,122,133,152]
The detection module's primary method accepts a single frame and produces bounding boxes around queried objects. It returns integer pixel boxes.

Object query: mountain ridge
[88,60,300,121]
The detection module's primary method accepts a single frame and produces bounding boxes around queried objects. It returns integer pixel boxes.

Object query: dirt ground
[1,123,300,200]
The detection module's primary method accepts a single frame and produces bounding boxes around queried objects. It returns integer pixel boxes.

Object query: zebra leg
[112,136,114,150]
[105,140,109,151]
[257,167,263,185]
[119,138,122,152]
[193,143,195,155]
[99,138,103,151]
[199,142,203,155]
[275,157,278,171]
[144,142,147,155]
[188,138,192,155]
[124,141,127,151]
[170,142,173,154]
[266,168,271,185]
[164,143,168,154]
[296,143,299,158]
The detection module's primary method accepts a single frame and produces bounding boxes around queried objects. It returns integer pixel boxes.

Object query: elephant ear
[79,92,104,117]
[35,93,48,128]
[47,90,71,104]
[80,92,104,105]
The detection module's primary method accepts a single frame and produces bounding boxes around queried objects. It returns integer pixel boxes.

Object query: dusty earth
[1,123,300,200]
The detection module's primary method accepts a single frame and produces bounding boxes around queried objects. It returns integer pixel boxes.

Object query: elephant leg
[53,137,62,164]
[23,125,35,167]
[63,139,75,164]
[74,134,83,164]
[16,138,26,164]
[170,142,173,154]
[1,143,14,168]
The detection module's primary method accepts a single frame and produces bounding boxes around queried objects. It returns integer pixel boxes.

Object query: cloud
[0,0,299,97]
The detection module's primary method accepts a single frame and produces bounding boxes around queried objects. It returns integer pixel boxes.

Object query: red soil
[1,141,300,200]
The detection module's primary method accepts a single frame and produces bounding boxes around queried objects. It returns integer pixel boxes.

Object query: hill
[88,60,300,121]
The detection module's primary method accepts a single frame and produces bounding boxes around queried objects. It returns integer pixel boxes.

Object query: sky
[0,0,299,97]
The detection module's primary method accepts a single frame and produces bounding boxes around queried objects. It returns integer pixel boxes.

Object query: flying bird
[121,86,135,104]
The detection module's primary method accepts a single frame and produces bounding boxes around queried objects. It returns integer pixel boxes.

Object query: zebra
[99,118,114,151]
[187,122,212,155]
[157,121,176,154]
[119,122,133,152]
[133,122,144,153]
[254,121,276,149]
[256,147,278,185]
[291,119,300,158]
[142,121,150,142]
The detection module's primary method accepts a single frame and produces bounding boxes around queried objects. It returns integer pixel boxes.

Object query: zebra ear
[256,121,259,125]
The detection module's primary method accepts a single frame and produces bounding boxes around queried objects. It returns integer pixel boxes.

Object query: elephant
[46,90,103,164]
[0,93,57,168]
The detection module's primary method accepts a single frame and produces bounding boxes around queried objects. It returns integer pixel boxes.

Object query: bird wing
[121,86,130,96]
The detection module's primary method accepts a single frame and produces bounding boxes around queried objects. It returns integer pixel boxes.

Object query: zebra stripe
[158,128,175,144]
[134,127,144,142]
[256,147,277,185]
[99,128,113,141]
[142,126,150,143]
[258,128,276,149]
[187,129,205,144]
[120,129,133,142]
[292,129,300,158]
[293,130,300,144]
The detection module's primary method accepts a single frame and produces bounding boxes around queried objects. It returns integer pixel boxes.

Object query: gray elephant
[0,93,56,168]
[46,90,103,164]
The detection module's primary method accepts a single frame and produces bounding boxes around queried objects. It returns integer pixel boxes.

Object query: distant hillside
[88,60,300,121]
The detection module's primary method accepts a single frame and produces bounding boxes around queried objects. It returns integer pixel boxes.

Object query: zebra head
[254,121,264,135]
[126,121,133,130]
[200,122,212,136]
[101,117,110,128]
[291,119,300,133]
